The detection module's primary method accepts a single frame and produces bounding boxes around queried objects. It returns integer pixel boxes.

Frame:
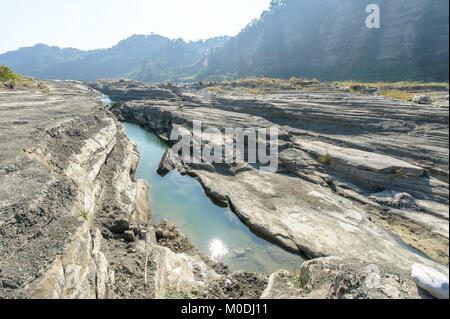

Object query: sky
[0,0,272,53]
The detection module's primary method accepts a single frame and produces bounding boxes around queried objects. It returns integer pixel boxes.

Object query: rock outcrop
[87,80,179,102]
[90,79,449,298]
[0,80,264,299]
[0,80,152,298]
[1,78,448,299]
[262,257,429,299]
[411,264,449,299]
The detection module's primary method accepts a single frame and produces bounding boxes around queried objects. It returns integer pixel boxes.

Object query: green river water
[123,122,302,274]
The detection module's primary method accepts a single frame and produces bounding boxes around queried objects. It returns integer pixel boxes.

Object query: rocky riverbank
[89,79,449,298]
[1,78,448,299]
[0,80,270,299]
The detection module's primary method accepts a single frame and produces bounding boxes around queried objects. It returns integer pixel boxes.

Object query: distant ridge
[1,0,448,82]
[0,35,229,82]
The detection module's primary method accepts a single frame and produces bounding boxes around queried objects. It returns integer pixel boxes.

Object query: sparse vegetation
[303,87,319,93]
[333,80,448,101]
[51,230,64,240]
[0,65,22,85]
[221,77,319,91]
[380,90,415,101]
[204,86,225,93]
[289,77,303,85]
[238,86,267,95]
[334,80,449,89]
[78,210,89,221]
[349,84,366,93]
[395,168,408,177]
[163,289,193,299]
[0,65,42,89]
[318,153,331,165]
[225,77,277,87]
[292,271,308,291]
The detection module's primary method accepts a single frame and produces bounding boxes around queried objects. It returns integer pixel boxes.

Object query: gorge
[122,121,301,274]
[1,0,450,303]
[2,75,447,299]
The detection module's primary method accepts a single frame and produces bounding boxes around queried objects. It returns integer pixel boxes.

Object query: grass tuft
[1,65,42,89]
[0,65,22,86]
[380,90,415,101]
[78,211,89,221]
[238,86,267,95]
[205,86,225,93]
[318,153,331,165]
[334,80,449,89]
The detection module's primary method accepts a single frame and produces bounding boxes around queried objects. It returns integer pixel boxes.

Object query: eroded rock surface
[262,257,431,299]
[89,79,449,298]
[1,78,448,299]
[0,80,264,299]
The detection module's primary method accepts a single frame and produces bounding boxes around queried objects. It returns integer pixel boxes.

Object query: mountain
[200,0,449,82]
[0,35,229,82]
[0,44,86,77]
[0,0,448,82]
[127,36,229,82]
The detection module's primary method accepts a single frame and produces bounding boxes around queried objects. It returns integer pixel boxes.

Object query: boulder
[411,264,449,299]
[139,229,148,239]
[100,227,113,240]
[110,218,130,234]
[129,225,139,236]
[123,230,135,242]
[413,95,432,104]
[155,228,169,240]
[157,148,177,177]
[262,257,426,299]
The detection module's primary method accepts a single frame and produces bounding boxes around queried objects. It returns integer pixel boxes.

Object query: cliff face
[0,80,149,298]
[203,0,449,81]
[1,1,446,83]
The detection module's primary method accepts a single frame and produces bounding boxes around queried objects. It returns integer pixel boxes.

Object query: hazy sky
[0,0,272,53]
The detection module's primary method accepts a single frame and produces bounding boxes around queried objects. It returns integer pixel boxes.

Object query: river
[123,122,302,274]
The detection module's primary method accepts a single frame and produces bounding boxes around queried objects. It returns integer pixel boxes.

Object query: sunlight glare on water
[209,238,230,260]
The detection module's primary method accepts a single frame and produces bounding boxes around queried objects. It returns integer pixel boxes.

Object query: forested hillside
[200,0,449,82]
[1,0,448,82]
[0,35,229,82]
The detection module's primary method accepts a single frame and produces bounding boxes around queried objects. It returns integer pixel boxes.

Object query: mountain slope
[0,35,229,82]
[0,44,87,77]
[199,0,449,82]
[0,0,448,82]
[128,36,230,82]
